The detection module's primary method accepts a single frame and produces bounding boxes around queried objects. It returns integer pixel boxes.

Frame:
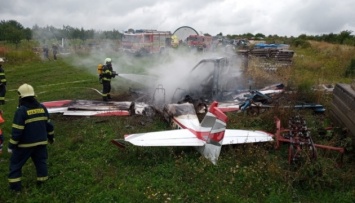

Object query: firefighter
[8,84,55,192]
[43,45,50,60]
[0,110,4,153]
[52,43,58,60]
[0,58,6,105]
[99,58,118,101]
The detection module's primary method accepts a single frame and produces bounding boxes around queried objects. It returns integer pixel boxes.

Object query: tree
[298,34,307,40]
[345,58,355,77]
[244,33,254,39]
[24,28,32,41]
[0,20,29,46]
[254,33,265,39]
[338,30,353,44]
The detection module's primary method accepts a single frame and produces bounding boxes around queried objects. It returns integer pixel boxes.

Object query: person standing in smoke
[99,58,118,101]
[43,46,50,60]
[52,44,58,60]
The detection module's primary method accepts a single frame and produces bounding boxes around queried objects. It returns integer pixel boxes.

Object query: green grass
[0,43,354,202]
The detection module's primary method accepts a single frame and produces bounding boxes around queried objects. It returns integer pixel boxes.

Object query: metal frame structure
[274,116,345,165]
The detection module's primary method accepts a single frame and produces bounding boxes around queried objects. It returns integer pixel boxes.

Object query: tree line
[1,19,355,47]
[0,20,122,46]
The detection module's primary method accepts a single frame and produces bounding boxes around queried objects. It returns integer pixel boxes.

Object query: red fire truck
[186,35,213,51]
[121,30,172,55]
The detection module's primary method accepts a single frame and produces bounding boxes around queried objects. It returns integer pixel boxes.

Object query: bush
[345,58,355,77]
[292,39,311,49]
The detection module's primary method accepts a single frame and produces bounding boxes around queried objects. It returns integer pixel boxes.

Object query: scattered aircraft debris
[312,84,335,93]
[43,100,134,116]
[39,52,342,167]
[42,57,325,117]
[238,90,326,115]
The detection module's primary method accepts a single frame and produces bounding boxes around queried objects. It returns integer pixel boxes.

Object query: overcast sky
[1,0,354,37]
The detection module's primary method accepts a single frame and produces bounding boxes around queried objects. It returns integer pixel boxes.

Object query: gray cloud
[1,0,354,36]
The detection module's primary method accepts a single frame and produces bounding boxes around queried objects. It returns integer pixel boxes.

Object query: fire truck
[186,35,213,51]
[121,29,172,55]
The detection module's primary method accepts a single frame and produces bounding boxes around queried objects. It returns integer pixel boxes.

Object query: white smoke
[55,40,245,104]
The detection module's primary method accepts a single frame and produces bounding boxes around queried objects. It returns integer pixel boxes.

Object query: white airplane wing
[124,129,205,146]
[43,100,132,116]
[62,110,130,116]
[222,129,273,145]
[47,107,68,113]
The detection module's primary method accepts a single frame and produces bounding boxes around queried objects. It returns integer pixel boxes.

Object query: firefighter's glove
[8,143,17,153]
[48,138,55,144]
[99,74,103,83]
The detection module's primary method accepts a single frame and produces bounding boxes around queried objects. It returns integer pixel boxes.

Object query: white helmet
[18,83,35,98]
[105,58,112,64]
[0,58,4,63]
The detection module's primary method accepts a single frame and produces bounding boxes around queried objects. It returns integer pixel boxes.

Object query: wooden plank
[330,103,355,137]
[333,84,355,110]
[331,83,355,139]
[332,95,355,124]
[329,83,355,147]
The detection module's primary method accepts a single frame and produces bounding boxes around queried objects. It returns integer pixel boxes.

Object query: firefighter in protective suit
[8,84,54,192]
[99,58,117,101]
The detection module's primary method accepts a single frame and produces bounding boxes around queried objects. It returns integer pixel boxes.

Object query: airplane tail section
[198,101,227,164]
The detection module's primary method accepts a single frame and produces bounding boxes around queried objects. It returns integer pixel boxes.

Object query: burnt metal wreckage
[237,89,326,115]
[43,56,345,165]
[42,57,325,117]
[128,57,326,117]
[119,57,345,165]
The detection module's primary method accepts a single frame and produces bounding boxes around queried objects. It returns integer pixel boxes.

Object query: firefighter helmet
[105,58,112,64]
[18,83,35,98]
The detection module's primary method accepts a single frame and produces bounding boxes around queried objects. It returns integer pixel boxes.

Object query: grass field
[0,42,354,202]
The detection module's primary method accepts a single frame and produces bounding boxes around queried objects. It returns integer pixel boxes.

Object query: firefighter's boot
[103,96,108,102]
[9,182,22,192]
[107,94,111,99]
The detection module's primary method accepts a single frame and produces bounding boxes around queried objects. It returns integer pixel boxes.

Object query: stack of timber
[248,48,294,62]
[236,48,294,71]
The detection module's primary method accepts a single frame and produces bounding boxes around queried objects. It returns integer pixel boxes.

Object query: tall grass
[293,41,355,84]
[0,41,354,202]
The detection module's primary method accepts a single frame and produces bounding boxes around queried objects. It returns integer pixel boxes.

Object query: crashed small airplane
[111,101,274,165]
